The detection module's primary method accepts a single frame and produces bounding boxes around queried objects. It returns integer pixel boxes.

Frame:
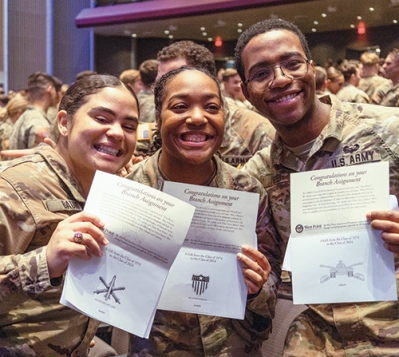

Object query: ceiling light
[237,29,242,33]
[357,16,362,20]
[394,19,398,23]
[164,30,169,34]
[321,13,327,17]
[131,33,137,37]
[376,48,381,53]
[238,23,243,27]
[350,24,355,28]
[169,35,173,39]
[202,32,207,36]
[314,21,319,25]
[312,28,316,32]
[369,7,374,11]
[200,27,205,31]
[208,37,212,42]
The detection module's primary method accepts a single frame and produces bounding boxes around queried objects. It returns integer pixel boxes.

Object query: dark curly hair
[153,66,222,129]
[157,41,216,76]
[234,19,312,82]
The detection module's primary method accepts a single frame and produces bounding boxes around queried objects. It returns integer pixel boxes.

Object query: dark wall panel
[53,0,92,85]
[8,0,47,91]
[95,35,133,76]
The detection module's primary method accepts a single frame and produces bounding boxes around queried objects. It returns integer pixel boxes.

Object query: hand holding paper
[46,211,107,279]
[60,171,195,338]
[367,207,399,254]
[237,245,270,295]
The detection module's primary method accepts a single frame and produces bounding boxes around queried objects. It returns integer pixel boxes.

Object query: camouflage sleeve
[231,108,275,155]
[247,122,274,154]
[232,183,283,343]
[0,246,53,314]
[0,178,53,314]
[242,148,271,184]
[356,92,371,104]
[373,82,392,104]
[26,119,50,149]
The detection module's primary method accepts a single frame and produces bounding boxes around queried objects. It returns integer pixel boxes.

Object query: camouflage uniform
[0,144,99,357]
[380,82,399,107]
[0,118,13,152]
[126,150,283,357]
[336,83,370,103]
[219,103,275,167]
[134,90,157,157]
[136,89,156,124]
[243,95,399,356]
[358,75,391,100]
[224,94,256,111]
[9,106,51,149]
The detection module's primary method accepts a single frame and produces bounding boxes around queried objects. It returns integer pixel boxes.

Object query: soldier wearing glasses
[235,18,399,356]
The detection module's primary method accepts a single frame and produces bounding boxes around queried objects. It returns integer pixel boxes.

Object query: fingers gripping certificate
[287,161,397,304]
[158,181,259,319]
[60,171,195,338]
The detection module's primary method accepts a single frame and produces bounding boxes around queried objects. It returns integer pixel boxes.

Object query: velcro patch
[45,199,82,212]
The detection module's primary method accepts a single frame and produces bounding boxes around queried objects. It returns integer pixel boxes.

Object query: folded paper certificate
[158,181,259,319]
[287,161,397,304]
[60,171,195,338]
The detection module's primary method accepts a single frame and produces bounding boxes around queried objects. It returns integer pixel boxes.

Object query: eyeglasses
[245,56,310,92]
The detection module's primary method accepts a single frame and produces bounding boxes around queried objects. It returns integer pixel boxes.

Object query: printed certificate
[286,161,397,304]
[158,181,259,319]
[60,171,195,338]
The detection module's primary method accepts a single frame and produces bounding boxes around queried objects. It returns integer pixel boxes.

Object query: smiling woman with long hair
[0,74,139,356]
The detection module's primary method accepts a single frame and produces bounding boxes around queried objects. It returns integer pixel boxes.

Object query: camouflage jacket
[380,82,399,107]
[126,151,283,357]
[223,94,256,111]
[219,103,275,168]
[336,83,370,104]
[243,95,399,354]
[136,90,156,124]
[9,106,51,150]
[358,74,391,100]
[0,144,99,357]
[0,118,13,151]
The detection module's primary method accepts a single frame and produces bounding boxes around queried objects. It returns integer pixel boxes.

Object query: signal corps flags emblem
[192,274,209,295]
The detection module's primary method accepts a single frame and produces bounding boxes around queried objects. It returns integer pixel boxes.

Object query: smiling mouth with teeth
[95,145,121,157]
[181,134,209,142]
[274,93,299,103]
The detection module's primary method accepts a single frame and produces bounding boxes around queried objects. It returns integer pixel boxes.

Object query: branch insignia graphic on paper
[93,275,126,304]
[320,260,364,284]
[192,274,210,295]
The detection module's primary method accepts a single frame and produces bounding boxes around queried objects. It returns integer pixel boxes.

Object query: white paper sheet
[60,171,195,338]
[287,161,397,304]
[157,181,259,319]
